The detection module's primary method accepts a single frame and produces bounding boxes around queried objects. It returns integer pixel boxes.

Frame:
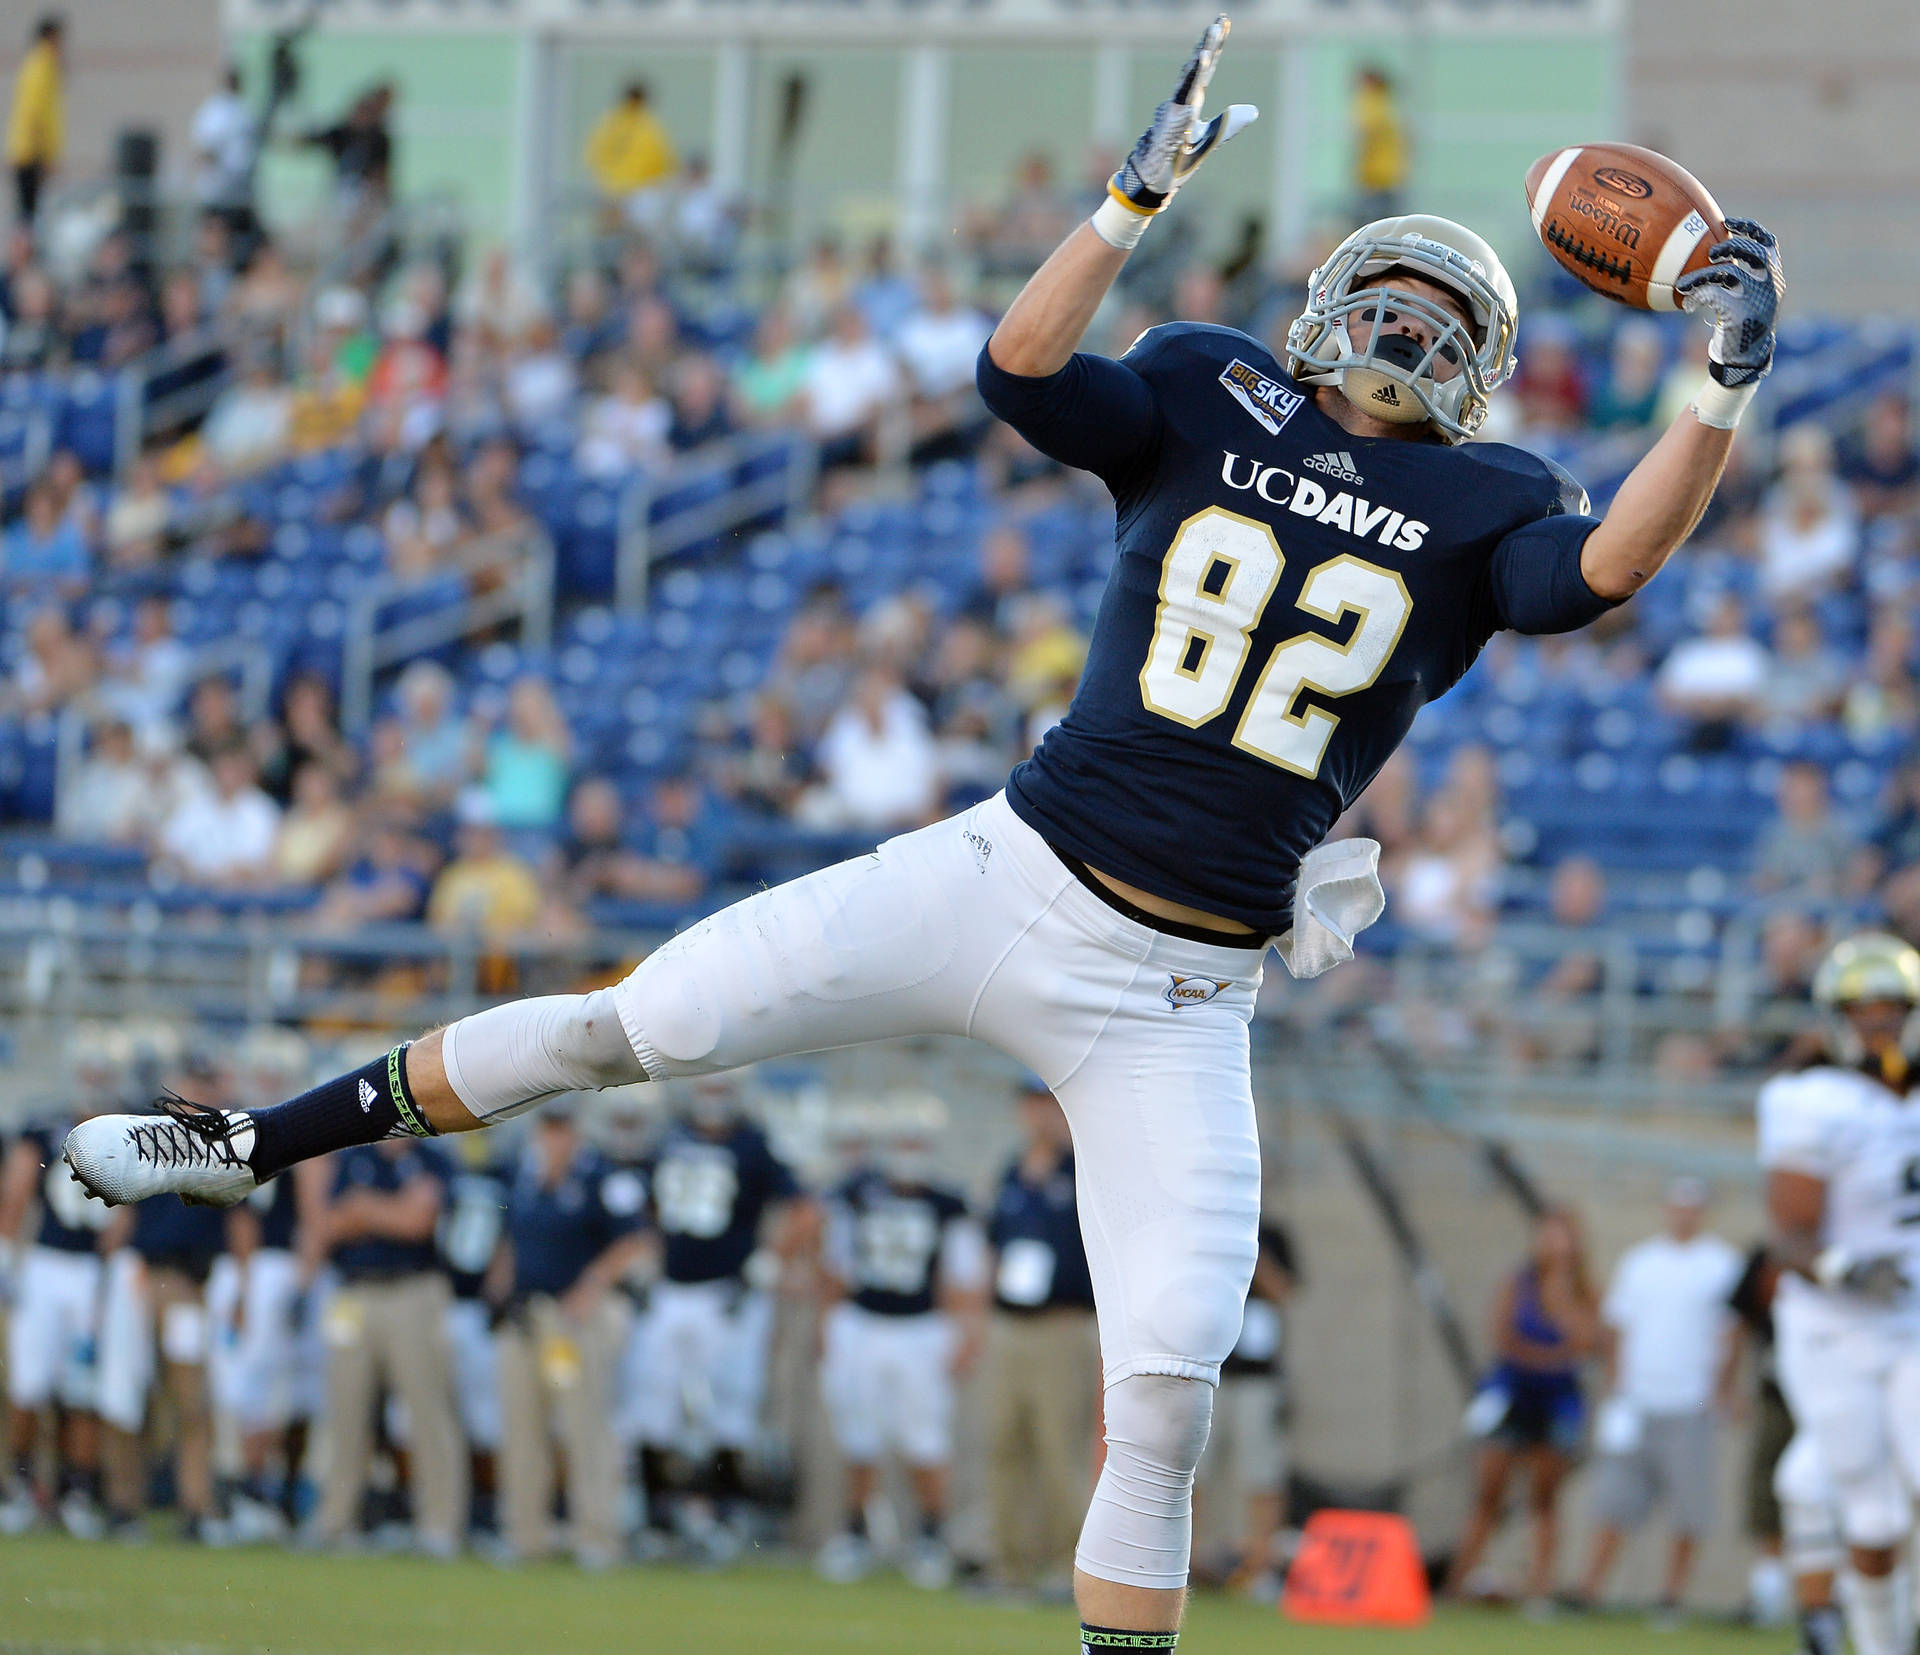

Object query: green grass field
[0,1534,1786,1655]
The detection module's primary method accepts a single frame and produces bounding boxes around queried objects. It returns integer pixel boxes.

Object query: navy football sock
[246,1044,434,1178]
[1080,1629,1178,1651]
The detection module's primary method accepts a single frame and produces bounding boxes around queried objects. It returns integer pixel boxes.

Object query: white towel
[1274,837,1386,980]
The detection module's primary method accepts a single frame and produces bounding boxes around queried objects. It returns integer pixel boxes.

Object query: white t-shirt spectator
[57,750,149,844]
[804,338,901,440]
[1759,490,1859,602]
[813,690,937,828]
[1602,1232,1742,1413]
[160,784,281,883]
[577,393,671,478]
[191,88,256,209]
[1656,634,1769,704]
[895,306,993,400]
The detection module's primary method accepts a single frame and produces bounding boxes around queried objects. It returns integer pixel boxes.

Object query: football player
[1760,934,1920,1655]
[816,1126,986,1588]
[67,15,1783,1646]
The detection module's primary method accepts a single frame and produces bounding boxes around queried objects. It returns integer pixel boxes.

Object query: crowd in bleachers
[1,117,1919,1069]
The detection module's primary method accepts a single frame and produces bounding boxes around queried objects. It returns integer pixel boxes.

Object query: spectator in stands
[801,664,939,831]
[1578,1179,1742,1622]
[102,454,173,571]
[258,672,357,806]
[962,520,1031,631]
[896,265,993,462]
[623,292,681,385]
[1758,425,1860,604]
[1838,391,1920,520]
[1856,760,1920,892]
[771,584,858,742]
[852,234,917,342]
[970,153,1072,277]
[666,353,734,452]
[56,719,147,845]
[1587,319,1667,432]
[200,348,293,477]
[388,660,471,808]
[457,247,545,359]
[482,676,571,830]
[191,65,257,233]
[6,14,63,226]
[1655,592,1769,749]
[1448,1207,1600,1609]
[182,674,243,768]
[2,476,88,593]
[577,356,668,477]
[10,606,96,716]
[300,82,396,227]
[1840,607,1920,743]
[560,266,620,364]
[463,436,530,540]
[1762,606,1845,727]
[502,315,576,432]
[583,83,679,225]
[99,595,191,741]
[1752,761,1858,899]
[731,307,812,428]
[312,814,435,931]
[785,236,853,338]
[803,304,903,471]
[159,741,280,888]
[1391,790,1500,949]
[491,1097,648,1567]
[0,260,57,369]
[224,239,301,355]
[983,1079,1099,1596]
[309,1134,466,1557]
[428,799,542,941]
[1349,66,1408,220]
[271,762,354,889]
[718,692,807,819]
[559,775,704,906]
[1511,314,1587,434]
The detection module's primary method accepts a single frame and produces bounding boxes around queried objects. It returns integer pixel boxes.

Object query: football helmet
[1812,931,1920,1075]
[1286,214,1519,443]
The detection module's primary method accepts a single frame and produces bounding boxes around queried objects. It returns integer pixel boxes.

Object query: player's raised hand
[1676,217,1784,388]
[1091,15,1258,249]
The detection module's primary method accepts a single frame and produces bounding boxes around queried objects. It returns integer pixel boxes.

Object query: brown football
[1524,142,1727,312]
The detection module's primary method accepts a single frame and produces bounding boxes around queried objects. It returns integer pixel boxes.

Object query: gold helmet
[1812,931,1920,1082]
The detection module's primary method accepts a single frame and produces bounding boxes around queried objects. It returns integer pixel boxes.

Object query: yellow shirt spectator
[428,839,544,941]
[6,35,64,168]
[584,86,678,198]
[1351,70,1407,201]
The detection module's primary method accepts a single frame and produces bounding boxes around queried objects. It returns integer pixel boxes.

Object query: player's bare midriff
[1080,862,1262,936]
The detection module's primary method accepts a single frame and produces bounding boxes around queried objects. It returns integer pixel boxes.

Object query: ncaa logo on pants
[1165,974,1230,1010]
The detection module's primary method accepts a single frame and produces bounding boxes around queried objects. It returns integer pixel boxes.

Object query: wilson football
[1524,143,1727,312]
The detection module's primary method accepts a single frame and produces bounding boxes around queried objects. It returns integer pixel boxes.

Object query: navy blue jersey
[979,325,1614,931]
[505,1146,647,1299]
[438,1159,511,1301]
[648,1121,798,1286]
[130,1195,227,1281]
[986,1150,1095,1313]
[828,1168,970,1318]
[327,1141,451,1281]
[14,1121,112,1254]
[239,1173,300,1253]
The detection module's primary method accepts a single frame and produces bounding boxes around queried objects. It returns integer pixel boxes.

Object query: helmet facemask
[1287,219,1519,443]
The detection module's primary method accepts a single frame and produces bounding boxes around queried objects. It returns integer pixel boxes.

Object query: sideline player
[66,16,1783,1646]
[816,1125,986,1588]
[1760,933,1920,1655]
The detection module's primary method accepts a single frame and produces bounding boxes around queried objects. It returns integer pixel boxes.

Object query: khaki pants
[104,1265,212,1519]
[985,1308,1100,1585]
[495,1294,625,1561]
[317,1273,467,1549]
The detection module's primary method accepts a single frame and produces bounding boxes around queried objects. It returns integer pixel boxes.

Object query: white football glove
[1815,1246,1911,1306]
[1091,15,1259,250]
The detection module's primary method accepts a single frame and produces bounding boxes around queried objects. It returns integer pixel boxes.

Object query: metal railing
[615,432,818,612]
[340,522,556,734]
[112,327,231,476]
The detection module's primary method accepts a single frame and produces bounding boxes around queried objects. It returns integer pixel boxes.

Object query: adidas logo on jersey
[1165,974,1231,1010]
[1301,451,1364,485]
[358,1078,377,1113]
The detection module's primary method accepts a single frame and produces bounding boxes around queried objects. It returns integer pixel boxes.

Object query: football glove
[1091,15,1258,250]
[1815,1246,1910,1305]
[1676,217,1784,387]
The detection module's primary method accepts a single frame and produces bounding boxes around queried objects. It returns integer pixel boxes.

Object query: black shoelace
[128,1093,249,1174]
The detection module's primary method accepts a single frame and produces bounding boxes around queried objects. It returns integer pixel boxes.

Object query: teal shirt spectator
[485,730,569,828]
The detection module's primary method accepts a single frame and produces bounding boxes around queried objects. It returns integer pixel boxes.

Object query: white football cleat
[63,1099,258,1208]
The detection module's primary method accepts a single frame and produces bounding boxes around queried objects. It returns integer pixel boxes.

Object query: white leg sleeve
[1844,1566,1914,1655]
[439,988,647,1123]
[1074,1373,1215,1590]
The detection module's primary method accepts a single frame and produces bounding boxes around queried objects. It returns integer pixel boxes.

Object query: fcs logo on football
[1219,452,1429,550]
[1165,974,1231,1010]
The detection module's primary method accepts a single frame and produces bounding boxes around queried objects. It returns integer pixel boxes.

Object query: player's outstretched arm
[984,14,1255,378]
[1580,220,1783,600]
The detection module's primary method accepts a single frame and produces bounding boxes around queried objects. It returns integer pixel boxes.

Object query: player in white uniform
[1760,932,1920,1655]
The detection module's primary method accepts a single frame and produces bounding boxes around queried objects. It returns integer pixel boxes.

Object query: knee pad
[441,989,646,1122]
[1074,1373,1215,1590]
[1834,1465,1911,1554]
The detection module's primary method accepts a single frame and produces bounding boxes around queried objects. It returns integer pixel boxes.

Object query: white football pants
[611,791,1266,1388]
[821,1304,956,1467]
[206,1247,302,1432]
